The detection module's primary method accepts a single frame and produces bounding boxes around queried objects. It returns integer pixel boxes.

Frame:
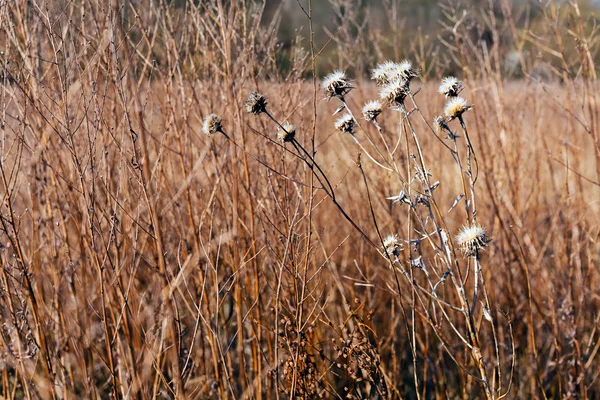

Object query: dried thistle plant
[245,92,268,115]
[444,97,472,120]
[438,76,463,98]
[456,223,491,256]
[277,123,296,143]
[380,79,410,108]
[322,70,353,99]
[335,113,355,134]
[202,113,223,135]
[362,100,383,122]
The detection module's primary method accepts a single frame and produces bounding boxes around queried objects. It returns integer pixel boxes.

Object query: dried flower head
[391,60,420,82]
[277,123,296,143]
[432,116,447,134]
[380,79,410,107]
[456,223,491,256]
[382,234,402,258]
[322,70,352,99]
[362,100,383,122]
[202,113,222,135]
[438,76,463,98]
[444,97,472,120]
[245,92,268,115]
[371,61,397,86]
[335,113,355,134]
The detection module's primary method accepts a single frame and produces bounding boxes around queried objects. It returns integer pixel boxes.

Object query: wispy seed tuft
[438,77,463,98]
[392,60,420,82]
[335,113,355,134]
[371,61,397,86]
[382,234,402,258]
[444,97,472,120]
[245,92,268,115]
[362,100,383,122]
[456,223,491,256]
[277,123,296,143]
[380,79,410,107]
[322,70,353,100]
[202,113,223,135]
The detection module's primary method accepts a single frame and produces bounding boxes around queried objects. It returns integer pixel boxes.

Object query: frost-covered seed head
[382,234,402,258]
[444,97,472,120]
[438,76,463,98]
[322,71,352,99]
[202,113,223,135]
[380,79,410,107]
[245,92,268,115]
[456,223,490,256]
[335,113,355,134]
[277,123,296,143]
[362,100,383,122]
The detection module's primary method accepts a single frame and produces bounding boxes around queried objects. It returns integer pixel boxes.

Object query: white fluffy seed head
[371,61,397,86]
[456,223,490,256]
[322,70,352,99]
[277,123,296,143]
[382,234,402,258]
[202,113,222,135]
[444,97,472,120]
[245,92,268,115]
[438,77,463,98]
[432,116,446,134]
[334,113,355,134]
[362,100,383,121]
[392,60,419,81]
[380,79,409,107]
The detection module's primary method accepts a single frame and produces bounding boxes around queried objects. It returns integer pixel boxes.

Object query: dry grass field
[0,1,599,399]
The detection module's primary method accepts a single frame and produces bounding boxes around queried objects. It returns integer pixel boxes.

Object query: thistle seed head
[432,116,447,134]
[391,60,420,82]
[371,61,397,86]
[444,97,472,120]
[277,123,296,143]
[456,223,491,256]
[380,79,410,107]
[322,70,353,100]
[202,113,223,135]
[438,76,463,98]
[382,234,402,258]
[362,100,383,122]
[245,92,268,115]
[335,113,355,134]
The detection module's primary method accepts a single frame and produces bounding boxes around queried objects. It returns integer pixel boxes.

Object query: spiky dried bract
[382,234,402,258]
[335,113,355,134]
[380,79,409,107]
[456,223,491,256]
[362,100,383,122]
[371,61,397,86]
[277,123,296,143]
[438,76,463,98]
[322,70,352,99]
[202,113,222,135]
[444,97,472,120]
[245,92,268,115]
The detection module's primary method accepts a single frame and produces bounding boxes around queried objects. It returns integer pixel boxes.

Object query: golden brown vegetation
[0,1,599,399]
